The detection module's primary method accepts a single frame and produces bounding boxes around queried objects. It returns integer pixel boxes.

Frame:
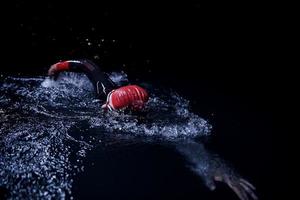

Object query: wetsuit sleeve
[48,59,116,99]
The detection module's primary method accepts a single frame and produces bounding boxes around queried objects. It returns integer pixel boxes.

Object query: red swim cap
[102,85,149,111]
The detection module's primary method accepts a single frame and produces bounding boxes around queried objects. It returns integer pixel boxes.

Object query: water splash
[41,77,55,88]
[109,71,128,86]
[89,93,211,139]
[0,72,211,199]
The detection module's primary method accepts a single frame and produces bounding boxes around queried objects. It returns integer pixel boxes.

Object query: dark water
[0,73,272,200]
[1,2,273,200]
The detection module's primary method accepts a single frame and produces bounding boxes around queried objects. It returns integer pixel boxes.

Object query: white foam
[41,78,56,88]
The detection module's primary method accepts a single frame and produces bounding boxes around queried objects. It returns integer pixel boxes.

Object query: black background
[2,1,275,200]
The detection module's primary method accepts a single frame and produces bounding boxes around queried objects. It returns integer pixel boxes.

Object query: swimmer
[48,59,149,111]
[47,59,257,200]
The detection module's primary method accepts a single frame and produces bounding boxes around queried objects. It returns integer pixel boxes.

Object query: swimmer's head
[101,85,149,111]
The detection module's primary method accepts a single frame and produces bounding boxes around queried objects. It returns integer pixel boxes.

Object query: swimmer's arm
[47,59,116,98]
[48,60,88,78]
[175,140,258,200]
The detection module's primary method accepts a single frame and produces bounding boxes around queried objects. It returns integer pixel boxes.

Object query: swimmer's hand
[212,169,258,200]
[176,141,258,200]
